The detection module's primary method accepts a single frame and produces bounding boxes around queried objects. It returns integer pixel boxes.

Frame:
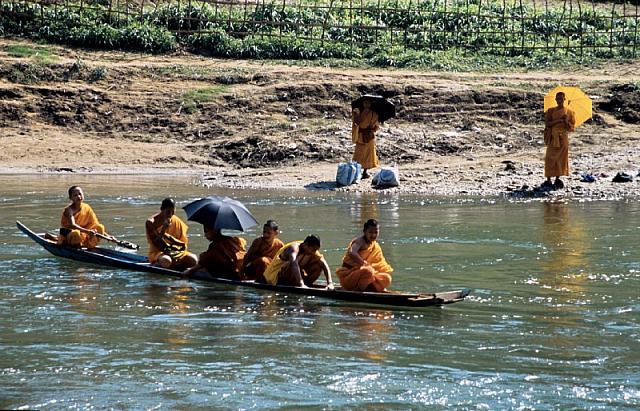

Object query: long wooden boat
[17,221,470,308]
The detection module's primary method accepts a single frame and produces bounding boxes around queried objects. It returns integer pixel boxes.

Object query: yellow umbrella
[544,86,592,127]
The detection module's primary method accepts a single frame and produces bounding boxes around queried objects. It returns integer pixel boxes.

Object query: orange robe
[544,106,575,178]
[336,239,393,292]
[59,203,105,248]
[146,215,190,264]
[198,235,247,280]
[352,109,380,169]
[262,241,325,286]
[242,237,284,281]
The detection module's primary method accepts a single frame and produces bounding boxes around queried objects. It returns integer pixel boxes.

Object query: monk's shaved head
[161,198,176,210]
[264,220,279,231]
[303,234,321,248]
[68,185,82,197]
[364,219,378,231]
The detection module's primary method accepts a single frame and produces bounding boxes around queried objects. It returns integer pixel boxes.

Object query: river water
[1,175,639,410]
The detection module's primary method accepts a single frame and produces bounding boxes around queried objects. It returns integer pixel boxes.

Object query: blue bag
[336,161,362,186]
[372,165,400,188]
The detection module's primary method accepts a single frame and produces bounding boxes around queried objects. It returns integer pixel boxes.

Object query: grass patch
[179,86,229,114]
[88,65,108,82]
[4,44,57,63]
[256,48,623,73]
[182,86,228,102]
[149,65,257,82]
[487,81,552,91]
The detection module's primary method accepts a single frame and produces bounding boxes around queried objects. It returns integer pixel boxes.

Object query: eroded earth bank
[1,38,639,199]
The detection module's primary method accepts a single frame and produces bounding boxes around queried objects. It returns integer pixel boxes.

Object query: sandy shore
[1,38,639,200]
[2,151,639,201]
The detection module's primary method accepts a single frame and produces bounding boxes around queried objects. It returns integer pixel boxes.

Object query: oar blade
[117,240,139,250]
[97,232,140,250]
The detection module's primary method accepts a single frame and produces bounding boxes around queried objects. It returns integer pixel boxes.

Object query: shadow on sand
[304,181,339,190]
[304,180,393,191]
[505,183,559,199]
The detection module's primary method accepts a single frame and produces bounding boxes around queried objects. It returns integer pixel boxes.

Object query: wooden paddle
[96,232,139,250]
[45,231,139,250]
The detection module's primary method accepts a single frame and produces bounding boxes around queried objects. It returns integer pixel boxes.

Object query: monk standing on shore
[182,226,246,280]
[543,91,576,189]
[242,220,284,281]
[260,235,334,289]
[58,186,106,248]
[145,198,197,269]
[336,219,393,292]
[352,98,380,179]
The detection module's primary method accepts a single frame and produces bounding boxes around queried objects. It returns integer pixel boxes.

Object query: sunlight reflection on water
[0,176,639,409]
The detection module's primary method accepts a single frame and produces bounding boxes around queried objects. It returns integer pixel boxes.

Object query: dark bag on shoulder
[360,128,375,143]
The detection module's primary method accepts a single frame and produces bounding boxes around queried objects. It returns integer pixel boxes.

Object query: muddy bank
[1,39,639,200]
[197,150,640,201]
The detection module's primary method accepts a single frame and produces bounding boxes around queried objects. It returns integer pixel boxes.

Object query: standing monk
[352,98,380,179]
[58,186,106,248]
[260,235,334,289]
[182,226,246,280]
[145,198,197,269]
[336,219,393,292]
[543,91,576,190]
[242,220,284,281]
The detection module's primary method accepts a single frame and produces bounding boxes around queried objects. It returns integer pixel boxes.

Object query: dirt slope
[1,38,639,197]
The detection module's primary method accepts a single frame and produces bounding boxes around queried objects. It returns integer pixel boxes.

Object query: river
[1,175,639,409]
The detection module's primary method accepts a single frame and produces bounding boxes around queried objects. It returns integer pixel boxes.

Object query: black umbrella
[351,94,396,123]
[183,196,258,232]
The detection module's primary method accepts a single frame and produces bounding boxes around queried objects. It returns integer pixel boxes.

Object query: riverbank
[1,38,639,199]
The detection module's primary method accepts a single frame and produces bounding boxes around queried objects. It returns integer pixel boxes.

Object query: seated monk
[58,186,106,248]
[336,219,393,292]
[242,220,284,281]
[182,225,246,280]
[145,198,197,269]
[260,235,334,289]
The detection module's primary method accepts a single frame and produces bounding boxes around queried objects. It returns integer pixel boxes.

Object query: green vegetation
[2,58,110,84]
[5,62,50,83]
[180,86,229,114]
[4,44,57,63]
[88,66,108,82]
[0,0,637,69]
[0,3,176,53]
[187,31,353,59]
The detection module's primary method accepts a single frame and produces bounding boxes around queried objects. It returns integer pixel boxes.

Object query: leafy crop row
[0,3,175,53]
[1,0,638,64]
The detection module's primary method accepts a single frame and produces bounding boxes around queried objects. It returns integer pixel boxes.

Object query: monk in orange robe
[352,98,380,179]
[336,219,393,292]
[260,235,334,288]
[242,220,284,281]
[183,225,246,280]
[543,91,576,190]
[58,186,106,248]
[145,198,197,269]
